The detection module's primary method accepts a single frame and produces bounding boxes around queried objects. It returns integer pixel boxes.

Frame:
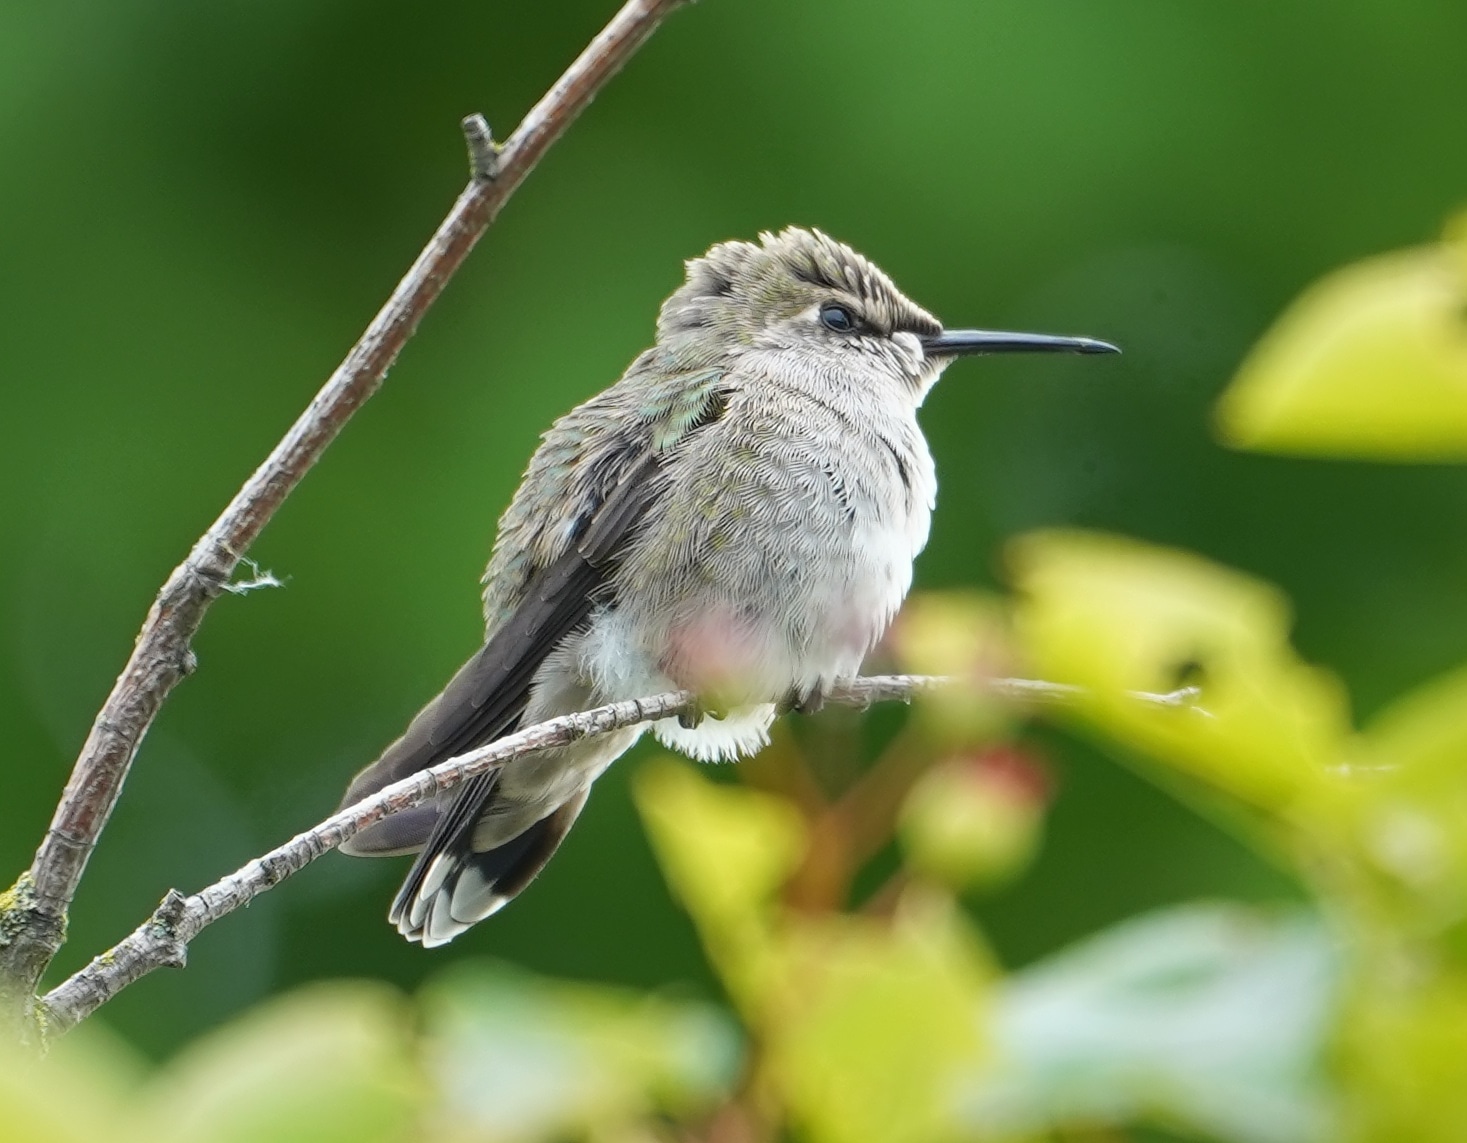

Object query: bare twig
[37,673,1207,1035]
[37,686,692,1035]
[0,0,692,1021]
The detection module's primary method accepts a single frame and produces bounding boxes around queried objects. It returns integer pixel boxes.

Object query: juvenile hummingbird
[339,227,1116,946]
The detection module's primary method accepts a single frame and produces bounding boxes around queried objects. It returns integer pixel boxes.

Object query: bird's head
[656,227,1116,398]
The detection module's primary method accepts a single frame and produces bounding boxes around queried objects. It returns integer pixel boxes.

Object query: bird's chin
[908,358,948,403]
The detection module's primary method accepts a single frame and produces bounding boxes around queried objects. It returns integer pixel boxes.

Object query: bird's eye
[819,303,857,333]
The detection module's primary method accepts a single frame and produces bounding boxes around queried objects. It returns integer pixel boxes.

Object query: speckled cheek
[892,331,924,376]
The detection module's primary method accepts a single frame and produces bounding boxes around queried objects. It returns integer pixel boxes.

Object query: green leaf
[635,762,992,1143]
[964,904,1338,1143]
[633,757,805,1014]
[1365,661,1467,776]
[136,982,422,1143]
[1348,664,1467,911]
[0,1024,142,1143]
[1215,224,1467,460]
[420,960,739,1143]
[1342,972,1467,1143]
[1009,530,1354,818]
[769,894,990,1143]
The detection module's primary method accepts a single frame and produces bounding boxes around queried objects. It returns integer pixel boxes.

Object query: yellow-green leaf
[633,758,805,1014]
[1009,530,1353,817]
[1215,232,1467,460]
[1342,971,1467,1143]
[769,893,990,1143]
[1351,665,1467,910]
[137,982,422,1143]
[0,1024,142,1143]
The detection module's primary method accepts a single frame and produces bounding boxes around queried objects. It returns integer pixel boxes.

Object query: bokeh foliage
[7,0,1467,1140]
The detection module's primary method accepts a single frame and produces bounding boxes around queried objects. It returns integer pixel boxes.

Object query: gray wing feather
[338,362,729,861]
[337,453,665,850]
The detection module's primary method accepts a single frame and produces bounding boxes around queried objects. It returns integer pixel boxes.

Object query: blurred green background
[4,0,1467,1060]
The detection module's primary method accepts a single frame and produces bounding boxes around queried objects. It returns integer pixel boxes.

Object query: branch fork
[0,0,1200,1045]
[0,0,693,1037]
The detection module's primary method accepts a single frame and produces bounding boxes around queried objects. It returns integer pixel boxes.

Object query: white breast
[579,381,937,763]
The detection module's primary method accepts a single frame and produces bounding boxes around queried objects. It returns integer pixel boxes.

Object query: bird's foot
[777,685,828,717]
[678,697,729,730]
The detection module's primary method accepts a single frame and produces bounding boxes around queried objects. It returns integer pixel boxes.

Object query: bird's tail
[388,787,590,947]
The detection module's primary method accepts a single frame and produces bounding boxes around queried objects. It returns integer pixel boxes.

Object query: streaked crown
[658,227,940,349]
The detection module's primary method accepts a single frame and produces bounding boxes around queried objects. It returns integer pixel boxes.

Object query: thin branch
[0,0,692,1012]
[38,686,693,1036]
[37,674,1207,1035]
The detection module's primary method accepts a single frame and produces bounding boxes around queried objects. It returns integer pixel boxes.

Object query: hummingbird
[338,227,1116,946]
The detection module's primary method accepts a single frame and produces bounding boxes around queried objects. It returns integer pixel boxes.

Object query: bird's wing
[337,455,664,821]
[337,365,729,841]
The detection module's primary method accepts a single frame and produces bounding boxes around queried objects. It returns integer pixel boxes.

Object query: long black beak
[920,329,1120,357]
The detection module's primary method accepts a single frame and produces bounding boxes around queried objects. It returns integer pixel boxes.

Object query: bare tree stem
[32,677,918,1033]
[0,0,691,1022]
[38,687,707,1034]
[37,674,1207,1035]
